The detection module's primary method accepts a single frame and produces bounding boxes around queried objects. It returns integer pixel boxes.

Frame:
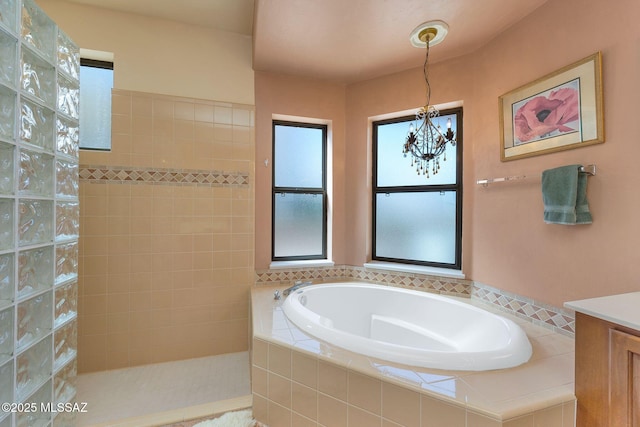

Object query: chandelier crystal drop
[403,22,457,178]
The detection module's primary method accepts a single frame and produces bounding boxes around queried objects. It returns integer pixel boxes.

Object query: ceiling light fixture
[403,20,456,178]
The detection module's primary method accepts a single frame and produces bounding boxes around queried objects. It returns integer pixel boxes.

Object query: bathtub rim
[281,282,533,371]
[251,282,576,421]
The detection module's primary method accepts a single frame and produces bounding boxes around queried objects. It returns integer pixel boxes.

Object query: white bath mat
[193,409,261,427]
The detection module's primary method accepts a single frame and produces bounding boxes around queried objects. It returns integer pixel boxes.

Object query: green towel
[541,164,592,225]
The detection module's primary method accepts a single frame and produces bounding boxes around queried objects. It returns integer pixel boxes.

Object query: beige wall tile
[82,275,107,295]
[348,405,381,426]
[107,217,131,236]
[195,104,214,123]
[112,114,132,134]
[80,314,107,336]
[420,395,466,427]
[129,311,153,331]
[253,393,269,426]
[268,372,292,409]
[318,361,348,401]
[107,256,131,277]
[106,312,129,333]
[78,92,254,372]
[268,400,292,427]
[111,93,132,115]
[78,334,107,373]
[106,350,129,370]
[214,106,233,124]
[153,99,173,118]
[82,236,108,256]
[132,96,152,117]
[292,382,317,421]
[291,412,317,427]
[132,115,153,135]
[174,102,195,121]
[83,256,108,276]
[292,352,317,389]
[504,414,534,427]
[268,344,291,378]
[150,290,172,310]
[111,133,133,154]
[174,120,194,139]
[106,293,130,313]
[83,294,107,315]
[252,366,268,397]
[466,412,502,427]
[318,394,347,427]
[533,404,563,427]
[348,371,381,415]
[131,135,153,155]
[130,254,152,273]
[382,382,420,427]
[194,122,214,142]
[129,348,153,367]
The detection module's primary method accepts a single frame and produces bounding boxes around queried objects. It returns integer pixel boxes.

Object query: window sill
[363,261,465,280]
[269,260,335,270]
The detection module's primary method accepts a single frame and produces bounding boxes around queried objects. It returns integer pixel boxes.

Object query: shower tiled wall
[1,0,80,425]
[77,90,255,372]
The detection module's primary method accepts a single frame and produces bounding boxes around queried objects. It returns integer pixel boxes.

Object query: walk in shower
[0,0,80,425]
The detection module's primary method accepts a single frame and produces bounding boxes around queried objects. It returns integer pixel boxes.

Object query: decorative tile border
[255,265,575,336]
[79,165,249,187]
[472,282,575,336]
[255,264,473,296]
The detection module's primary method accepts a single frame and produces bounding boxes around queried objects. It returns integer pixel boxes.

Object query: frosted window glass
[377,113,457,186]
[375,192,457,264]
[274,124,323,188]
[274,192,324,257]
[79,64,112,150]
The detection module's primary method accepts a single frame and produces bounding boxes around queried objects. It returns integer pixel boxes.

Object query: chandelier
[403,21,456,178]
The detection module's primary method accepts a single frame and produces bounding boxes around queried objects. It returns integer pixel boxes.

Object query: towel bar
[476,164,596,187]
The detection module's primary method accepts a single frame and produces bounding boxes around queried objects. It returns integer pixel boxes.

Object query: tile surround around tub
[251,286,576,427]
[255,265,576,336]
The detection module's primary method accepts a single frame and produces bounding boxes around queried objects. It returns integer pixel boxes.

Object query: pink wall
[254,72,347,268]
[255,0,640,307]
[467,0,640,306]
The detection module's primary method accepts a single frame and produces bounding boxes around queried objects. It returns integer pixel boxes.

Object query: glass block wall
[0,0,80,425]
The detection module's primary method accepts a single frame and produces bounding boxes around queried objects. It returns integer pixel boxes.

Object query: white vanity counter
[565,291,640,331]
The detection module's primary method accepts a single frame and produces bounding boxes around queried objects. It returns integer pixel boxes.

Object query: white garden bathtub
[281,282,532,371]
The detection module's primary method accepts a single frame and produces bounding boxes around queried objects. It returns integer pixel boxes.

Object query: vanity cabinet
[573,308,640,427]
[610,328,640,426]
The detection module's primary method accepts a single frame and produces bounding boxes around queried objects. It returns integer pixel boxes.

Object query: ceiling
[63,0,550,84]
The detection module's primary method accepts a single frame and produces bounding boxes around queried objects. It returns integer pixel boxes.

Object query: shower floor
[75,352,251,426]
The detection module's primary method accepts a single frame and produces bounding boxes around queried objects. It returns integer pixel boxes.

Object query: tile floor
[75,352,251,426]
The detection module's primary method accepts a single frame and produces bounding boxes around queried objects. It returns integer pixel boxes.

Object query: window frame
[79,57,114,151]
[372,106,463,269]
[271,120,328,261]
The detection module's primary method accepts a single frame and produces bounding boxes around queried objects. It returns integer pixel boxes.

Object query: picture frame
[499,52,604,161]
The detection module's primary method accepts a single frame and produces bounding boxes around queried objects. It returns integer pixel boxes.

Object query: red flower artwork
[513,87,579,143]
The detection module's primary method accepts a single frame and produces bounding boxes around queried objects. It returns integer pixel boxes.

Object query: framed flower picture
[499,52,604,161]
